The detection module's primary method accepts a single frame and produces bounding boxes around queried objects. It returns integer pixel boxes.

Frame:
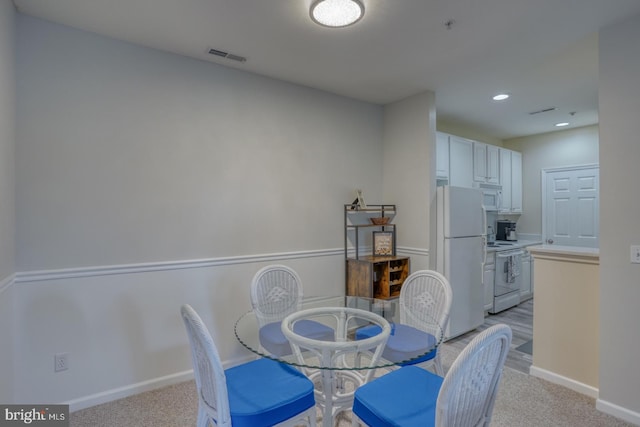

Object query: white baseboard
[529,365,599,398]
[66,354,257,412]
[596,398,640,426]
[66,370,195,412]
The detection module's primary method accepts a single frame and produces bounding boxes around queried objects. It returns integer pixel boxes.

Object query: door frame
[540,163,599,245]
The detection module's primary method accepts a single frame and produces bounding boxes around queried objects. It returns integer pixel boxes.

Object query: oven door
[495,250,523,296]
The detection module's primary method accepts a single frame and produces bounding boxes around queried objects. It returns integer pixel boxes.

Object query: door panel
[544,166,599,247]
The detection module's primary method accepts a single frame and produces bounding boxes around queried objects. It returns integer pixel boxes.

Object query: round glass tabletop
[234,295,444,370]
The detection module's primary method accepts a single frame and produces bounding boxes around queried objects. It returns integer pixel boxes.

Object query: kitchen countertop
[486,239,542,252]
[527,244,599,258]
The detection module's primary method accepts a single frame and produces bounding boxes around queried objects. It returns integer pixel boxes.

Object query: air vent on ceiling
[207,48,246,63]
[528,107,556,115]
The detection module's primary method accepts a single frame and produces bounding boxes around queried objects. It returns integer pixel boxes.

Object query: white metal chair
[251,265,334,356]
[282,307,391,427]
[355,270,452,375]
[180,304,317,427]
[351,324,513,427]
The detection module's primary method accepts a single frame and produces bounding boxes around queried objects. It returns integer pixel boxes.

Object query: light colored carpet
[70,344,633,426]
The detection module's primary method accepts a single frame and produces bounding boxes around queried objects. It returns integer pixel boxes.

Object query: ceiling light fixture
[492,93,510,101]
[555,122,570,127]
[310,0,364,28]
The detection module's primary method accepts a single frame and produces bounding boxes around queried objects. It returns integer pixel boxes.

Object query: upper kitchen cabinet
[436,132,450,180]
[499,148,512,212]
[511,151,522,212]
[473,142,500,184]
[448,135,474,188]
[499,148,522,213]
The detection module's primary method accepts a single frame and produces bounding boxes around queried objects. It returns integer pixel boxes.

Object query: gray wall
[11,14,391,407]
[16,15,384,272]
[0,0,16,404]
[504,125,599,236]
[383,92,436,269]
[597,11,640,422]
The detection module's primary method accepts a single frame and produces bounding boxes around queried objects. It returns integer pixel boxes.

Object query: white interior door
[543,165,599,248]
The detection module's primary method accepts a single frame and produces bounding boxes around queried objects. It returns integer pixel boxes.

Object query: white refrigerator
[433,186,486,340]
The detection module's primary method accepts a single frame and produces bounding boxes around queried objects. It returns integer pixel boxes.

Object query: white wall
[14,14,385,408]
[597,12,640,424]
[504,125,599,236]
[16,15,384,272]
[383,92,436,269]
[0,0,16,404]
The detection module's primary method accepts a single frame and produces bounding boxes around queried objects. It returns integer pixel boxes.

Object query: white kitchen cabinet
[499,148,512,212]
[436,132,450,180]
[520,250,532,301]
[448,136,474,188]
[483,252,496,312]
[511,151,522,213]
[499,148,522,213]
[473,142,500,184]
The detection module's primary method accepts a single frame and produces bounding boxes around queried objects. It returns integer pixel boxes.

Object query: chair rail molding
[15,248,343,283]
[0,273,15,294]
[397,246,429,257]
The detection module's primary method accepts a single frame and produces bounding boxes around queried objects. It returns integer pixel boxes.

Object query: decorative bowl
[370,217,390,225]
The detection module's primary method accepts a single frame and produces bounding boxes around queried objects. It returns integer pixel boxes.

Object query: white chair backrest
[250,265,304,327]
[180,304,232,427]
[436,324,512,427]
[399,270,453,338]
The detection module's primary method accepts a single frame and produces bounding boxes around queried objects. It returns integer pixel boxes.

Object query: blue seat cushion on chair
[226,358,315,427]
[352,365,444,427]
[260,320,335,356]
[355,323,437,365]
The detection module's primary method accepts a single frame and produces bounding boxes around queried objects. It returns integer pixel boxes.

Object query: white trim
[67,354,257,412]
[529,365,599,399]
[540,163,599,246]
[397,246,429,257]
[596,398,640,426]
[15,248,343,283]
[66,370,194,412]
[0,273,15,294]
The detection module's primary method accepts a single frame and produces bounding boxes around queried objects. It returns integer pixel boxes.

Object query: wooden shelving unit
[346,255,410,299]
[344,204,410,299]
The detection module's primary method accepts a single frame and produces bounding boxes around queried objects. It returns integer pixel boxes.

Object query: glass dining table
[234,295,444,427]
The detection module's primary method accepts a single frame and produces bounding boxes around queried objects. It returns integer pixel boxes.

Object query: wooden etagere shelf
[344,204,410,299]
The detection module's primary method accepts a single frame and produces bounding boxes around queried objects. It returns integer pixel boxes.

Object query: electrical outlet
[54,353,69,372]
[631,245,640,264]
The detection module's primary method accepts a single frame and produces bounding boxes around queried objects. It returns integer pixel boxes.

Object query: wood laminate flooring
[443,298,534,374]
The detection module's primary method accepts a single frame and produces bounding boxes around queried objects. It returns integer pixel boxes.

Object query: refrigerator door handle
[481,206,488,265]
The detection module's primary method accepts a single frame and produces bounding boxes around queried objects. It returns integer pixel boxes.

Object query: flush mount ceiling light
[555,122,570,127]
[310,0,364,28]
[492,93,510,101]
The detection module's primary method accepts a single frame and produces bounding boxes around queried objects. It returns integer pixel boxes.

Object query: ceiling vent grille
[528,107,556,115]
[207,48,246,63]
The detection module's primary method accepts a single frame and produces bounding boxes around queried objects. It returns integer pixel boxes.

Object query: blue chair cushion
[352,365,444,427]
[226,358,315,427]
[355,323,437,365]
[259,320,335,356]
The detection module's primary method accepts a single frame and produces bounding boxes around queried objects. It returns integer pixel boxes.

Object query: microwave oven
[475,183,502,211]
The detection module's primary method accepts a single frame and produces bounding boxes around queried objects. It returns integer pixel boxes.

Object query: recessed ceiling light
[310,0,364,28]
[492,93,510,101]
[555,122,570,127]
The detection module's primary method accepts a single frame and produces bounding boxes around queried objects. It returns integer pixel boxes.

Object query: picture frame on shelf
[372,231,394,256]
